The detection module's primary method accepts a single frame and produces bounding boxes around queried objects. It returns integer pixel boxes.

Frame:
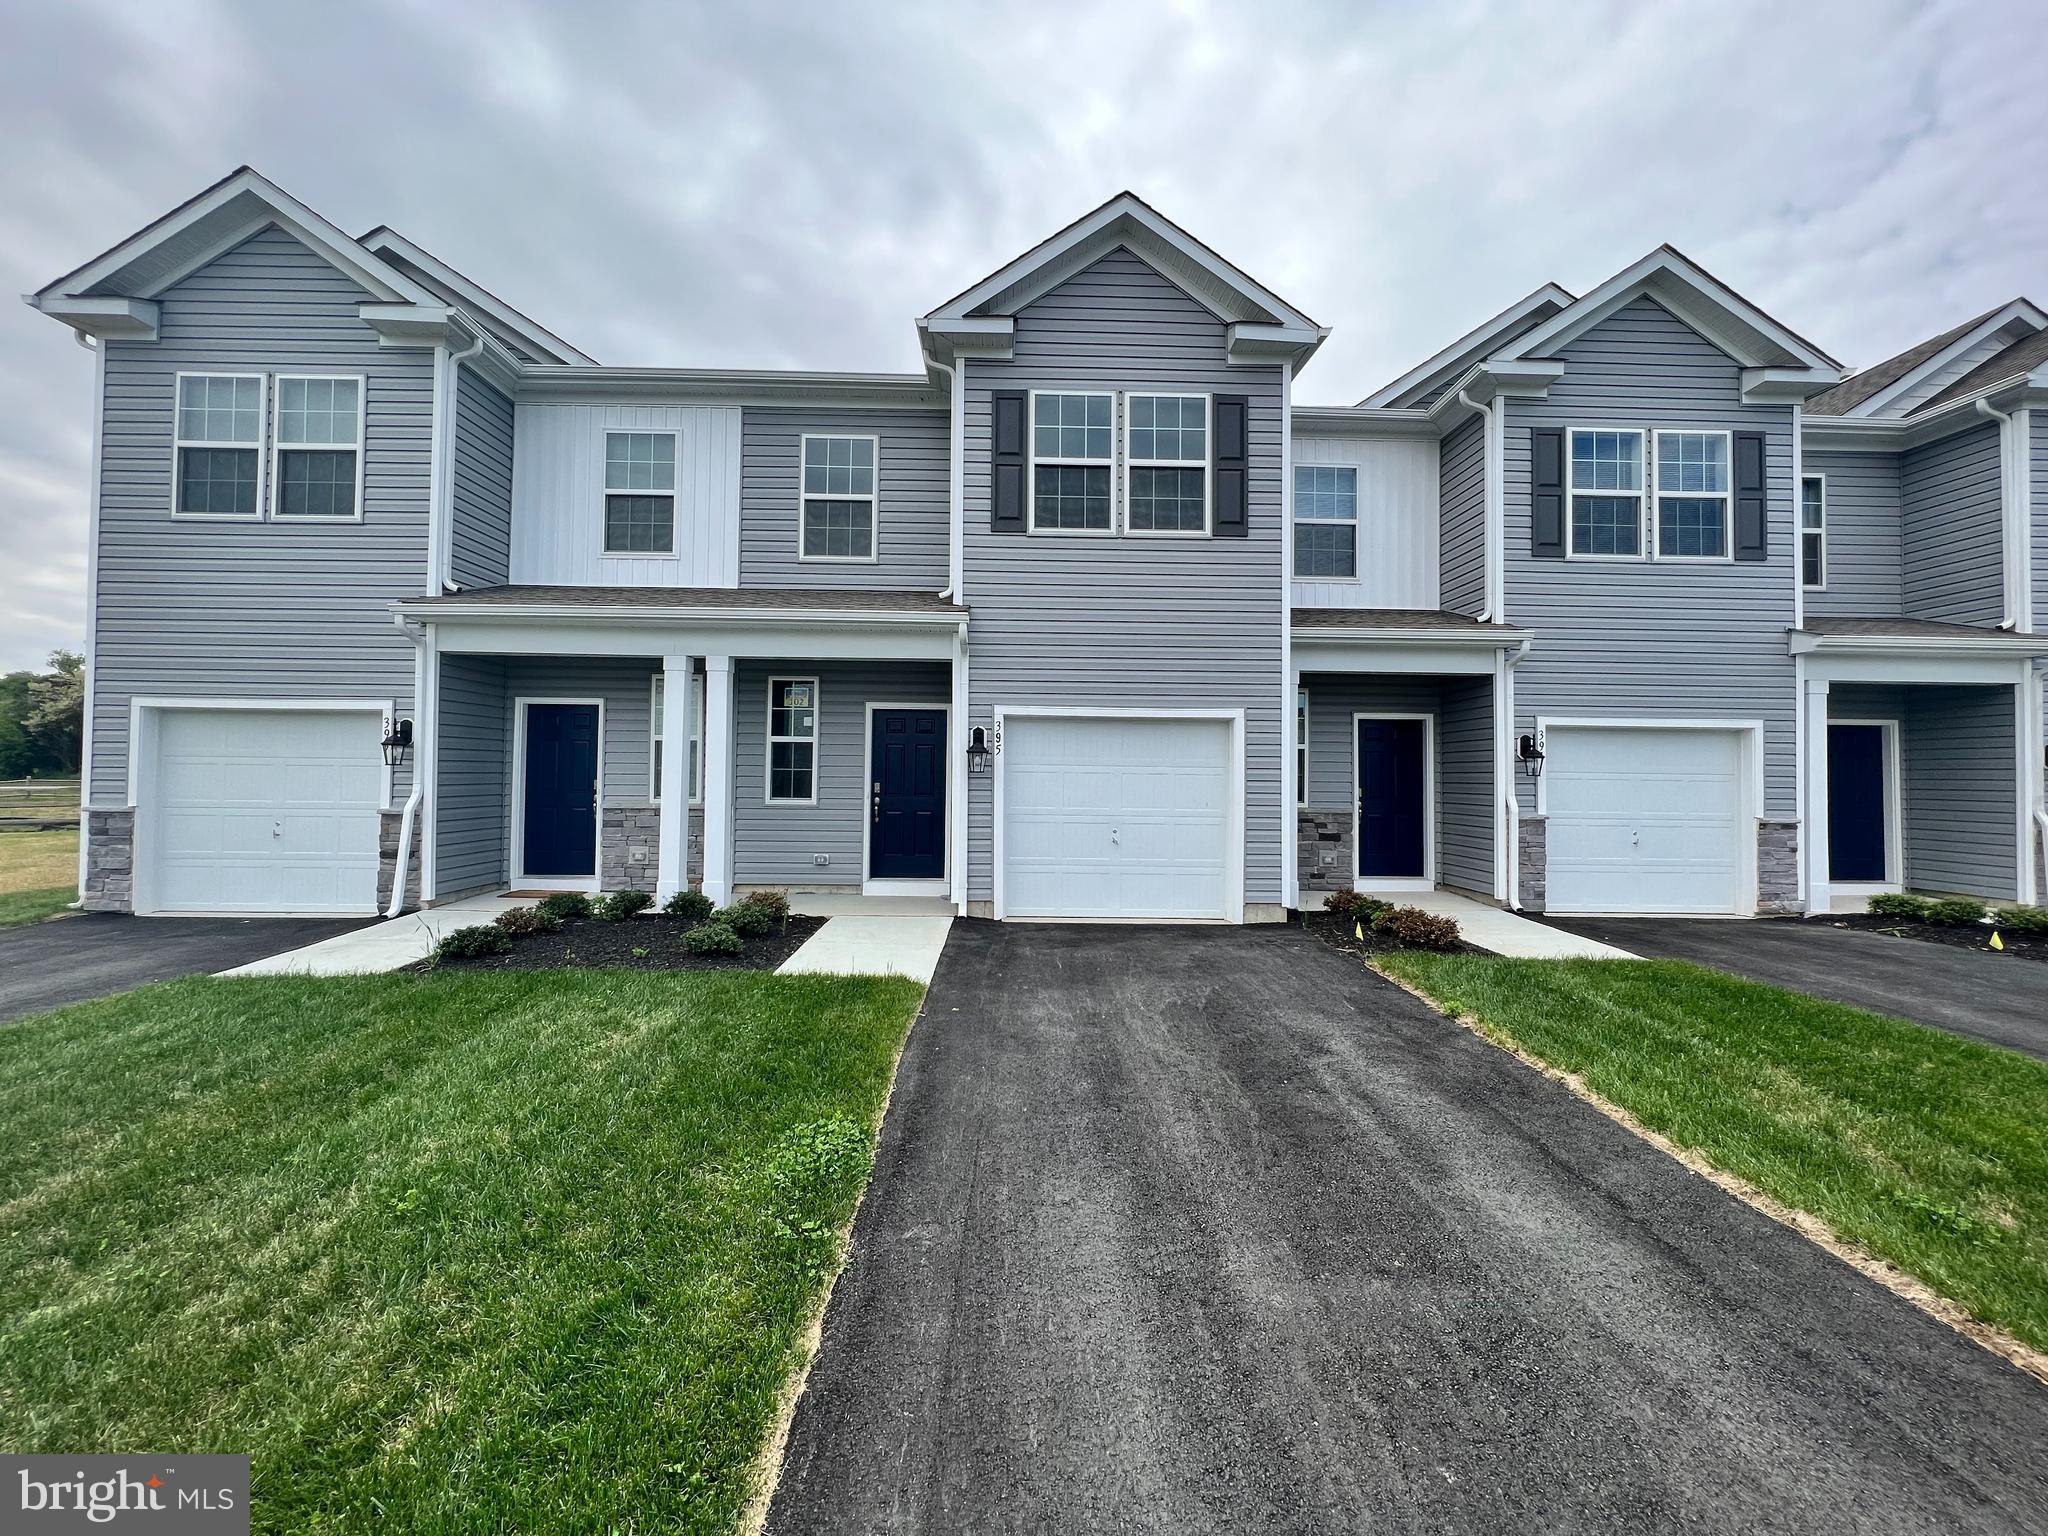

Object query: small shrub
[683,920,742,955]
[740,887,792,924]
[1990,904,2048,936]
[1867,893,1930,921]
[1924,897,1989,927]
[664,888,714,921]
[592,889,653,923]
[1322,890,1392,923]
[535,891,591,923]
[718,902,773,937]
[494,905,557,937]
[432,923,512,963]
[1371,904,1460,950]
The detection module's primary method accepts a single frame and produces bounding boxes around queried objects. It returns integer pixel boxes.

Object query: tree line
[1,651,83,780]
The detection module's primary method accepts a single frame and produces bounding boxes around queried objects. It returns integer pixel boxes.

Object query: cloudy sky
[1,0,2043,671]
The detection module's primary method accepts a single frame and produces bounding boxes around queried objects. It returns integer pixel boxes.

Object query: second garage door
[1544,725,1747,915]
[1001,715,1233,919]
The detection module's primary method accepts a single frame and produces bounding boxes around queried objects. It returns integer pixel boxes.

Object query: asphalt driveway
[1542,914,2048,1061]
[0,912,375,1023]
[769,922,2048,1535]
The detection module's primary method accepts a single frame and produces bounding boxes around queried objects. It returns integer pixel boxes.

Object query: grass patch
[1379,954,2048,1354]
[0,968,924,1532]
[0,828,77,925]
[0,885,74,928]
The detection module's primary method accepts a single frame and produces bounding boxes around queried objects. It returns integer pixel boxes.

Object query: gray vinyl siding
[961,246,1287,906]
[504,657,658,804]
[732,659,950,886]
[1901,422,2003,625]
[1800,450,1901,615]
[1503,296,1798,817]
[435,655,509,895]
[449,364,513,589]
[1901,686,2016,900]
[1298,673,1493,896]
[1438,415,1486,615]
[90,225,432,805]
[739,407,949,590]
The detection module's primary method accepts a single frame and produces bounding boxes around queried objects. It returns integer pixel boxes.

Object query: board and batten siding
[739,407,950,590]
[509,402,741,587]
[1800,449,1901,616]
[959,247,1287,909]
[1288,434,1439,609]
[1503,295,1798,818]
[732,659,950,886]
[1437,415,1486,615]
[1901,421,2003,626]
[449,364,514,589]
[435,654,509,895]
[91,225,432,806]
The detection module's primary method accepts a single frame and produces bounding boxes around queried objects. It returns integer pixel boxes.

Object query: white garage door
[1544,726,1746,915]
[1001,715,1233,919]
[145,709,384,914]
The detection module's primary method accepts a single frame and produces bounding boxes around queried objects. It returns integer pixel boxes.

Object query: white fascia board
[397,597,968,628]
[918,315,1015,364]
[1844,299,2048,420]
[358,302,475,349]
[1357,284,1575,409]
[1290,406,1438,439]
[1788,631,2048,660]
[1227,322,1330,367]
[1742,366,1844,404]
[27,295,159,340]
[1290,635,1526,676]
[359,226,596,365]
[516,365,942,409]
[1426,359,1564,419]
[426,614,964,662]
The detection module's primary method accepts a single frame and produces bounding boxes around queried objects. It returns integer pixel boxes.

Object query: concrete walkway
[778,892,954,982]
[1310,887,1635,958]
[219,894,527,976]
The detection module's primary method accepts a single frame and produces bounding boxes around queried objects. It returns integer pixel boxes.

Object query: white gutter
[1976,397,2028,630]
[923,349,964,603]
[386,618,429,917]
[1456,388,1503,621]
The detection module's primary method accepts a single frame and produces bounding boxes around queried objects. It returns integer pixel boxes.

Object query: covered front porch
[392,586,969,914]
[1793,618,2048,914]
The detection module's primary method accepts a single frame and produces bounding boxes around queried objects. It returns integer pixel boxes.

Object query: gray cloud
[2,0,2043,669]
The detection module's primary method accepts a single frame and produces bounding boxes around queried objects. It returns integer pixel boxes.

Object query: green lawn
[0,827,77,927]
[0,969,924,1533]
[1380,954,2048,1353]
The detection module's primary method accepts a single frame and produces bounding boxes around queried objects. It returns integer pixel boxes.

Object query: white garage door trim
[992,707,1245,923]
[1535,716,1762,916]
[130,697,396,915]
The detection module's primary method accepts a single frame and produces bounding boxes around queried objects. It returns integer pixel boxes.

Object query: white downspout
[386,618,428,917]
[1456,388,1501,621]
[1977,397,2025,630]
[430,329,489,594]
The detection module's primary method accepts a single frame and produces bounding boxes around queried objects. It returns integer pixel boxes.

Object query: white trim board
[509,695,605,892]
[1822,717,1903,908]
[1351,711,1436,893]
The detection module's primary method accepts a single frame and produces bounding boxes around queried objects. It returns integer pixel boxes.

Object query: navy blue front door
[1357,718,1427,880]
[523,703,599,878]
[1828,723,1888,883]
[870,708,946,880]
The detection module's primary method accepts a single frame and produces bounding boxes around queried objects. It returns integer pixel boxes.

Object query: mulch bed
[417,913,828,974]
[1821,913,2048,966]
[1297,909,1481,958]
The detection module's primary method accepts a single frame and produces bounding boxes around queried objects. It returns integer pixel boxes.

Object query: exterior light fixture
[382,717,414,768]
[966,725,992,775]
[1517,732,1545,779]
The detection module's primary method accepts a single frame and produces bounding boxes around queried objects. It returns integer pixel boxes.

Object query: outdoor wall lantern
[966,726,992,775]
[382,717,414,768]
[1517,733,1545,779]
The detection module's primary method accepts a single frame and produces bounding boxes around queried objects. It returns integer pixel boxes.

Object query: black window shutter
[1213,394,1248,538]
[1733,430,1767,562]
[1531,426,1564,558]
[991,390,1026,533]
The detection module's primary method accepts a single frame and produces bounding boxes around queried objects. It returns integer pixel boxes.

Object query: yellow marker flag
[1991,931,2005,951]
[1355,919,1365,941]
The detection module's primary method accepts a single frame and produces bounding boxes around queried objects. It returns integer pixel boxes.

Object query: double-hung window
[604,431,677,554]
[800,435,877,559]
[1125,394,1208,533]
[1030,391,1113,531]
[1293,465,1358,578]
[1800,475,1826,589]
[650,669,705,804]
[1653,431,1730,559]
[273,376,363,519]
[1567,429,1643,557]
[174,374,264,517]
[766,678,818,804]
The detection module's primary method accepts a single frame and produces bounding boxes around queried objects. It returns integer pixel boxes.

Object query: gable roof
[1917,325,2048,414]
[919,192,1327,366]
[1802,304,2005,417]
[1358,283,1575,408]
[1489,245,1841,378]
[1804,299,2046,419]
[358,227,596,366]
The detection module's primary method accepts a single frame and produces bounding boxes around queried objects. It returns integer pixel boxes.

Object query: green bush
[592,889,653,923]
[1924,897,1989,927]
[1989,904,2048,935]
[535,891,592,923]
[1867,893,1930,921]
[1371,904,1460,950]
[682,920,742,955]
[740,887,792,924]
[1322,890,1392,922]
[493,905,557,937]
[431,923,512,963]
[663,888,714,921]
[718,902,773,937]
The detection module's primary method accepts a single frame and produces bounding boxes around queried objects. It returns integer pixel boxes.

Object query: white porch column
[701,655,736,907]
[1803,677,1832,915]
[655,654,694,902]
[950,628,969,915]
